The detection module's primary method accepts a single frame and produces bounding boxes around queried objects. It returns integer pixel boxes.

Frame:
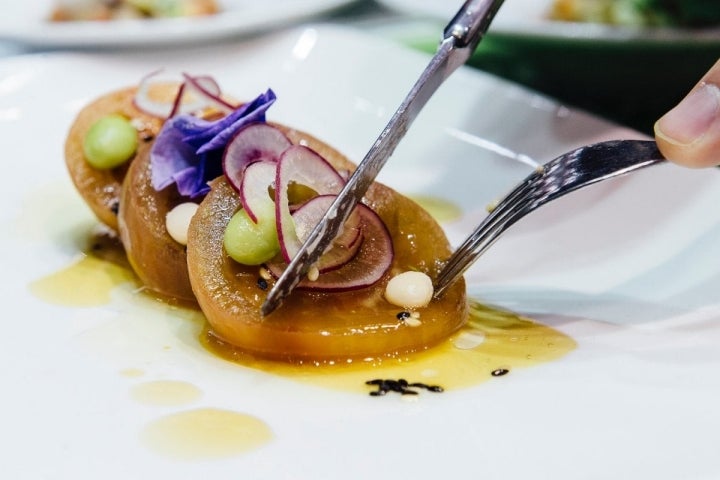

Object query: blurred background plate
[376,0,720,133]
[0,0,359,47]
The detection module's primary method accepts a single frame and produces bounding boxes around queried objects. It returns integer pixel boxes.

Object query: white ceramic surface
[3,25,720,480]
[0,0,356,47]
[379,0,720,44]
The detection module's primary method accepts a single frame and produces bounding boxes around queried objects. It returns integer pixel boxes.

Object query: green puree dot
[224,206,280,265]
[83,114,138,169]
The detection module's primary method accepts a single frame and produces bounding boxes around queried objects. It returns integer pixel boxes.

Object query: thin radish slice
[133,70,186,118]
[266,202,393,291]
[275,145,345,262]
[181,73,238,115]
[239,161,276,223]
[223,123,292,193]
[282,195,363,273]
[134,71,237,119]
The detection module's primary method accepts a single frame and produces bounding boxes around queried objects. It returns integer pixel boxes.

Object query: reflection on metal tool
[261,0,505,315]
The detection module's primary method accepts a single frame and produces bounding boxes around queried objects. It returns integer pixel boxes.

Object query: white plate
[0,0,356,47]
[3,25,720,479]
[379,0,720,44]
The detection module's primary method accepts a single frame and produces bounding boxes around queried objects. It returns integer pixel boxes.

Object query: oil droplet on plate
[29,230,136,307]
[119,368,145,378]
[141,408,273,460]
[29,255,135,307]
[130,380,203,407]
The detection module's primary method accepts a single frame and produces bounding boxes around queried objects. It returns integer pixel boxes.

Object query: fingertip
[654,82,720,168]
[655,120,720,168]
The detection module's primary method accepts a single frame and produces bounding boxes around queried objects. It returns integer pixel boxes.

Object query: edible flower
[150,89,276,198]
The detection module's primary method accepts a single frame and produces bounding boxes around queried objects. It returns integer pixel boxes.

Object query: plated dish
[378,0,720,44]
[0,0,356,47]
[3,25,720,479]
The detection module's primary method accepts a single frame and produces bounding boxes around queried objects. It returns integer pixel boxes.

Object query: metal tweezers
[262,0,505,315]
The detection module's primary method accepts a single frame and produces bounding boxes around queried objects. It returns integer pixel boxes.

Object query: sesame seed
[307,265,320,282]
[404,317,422,327]
[258,267,272,280]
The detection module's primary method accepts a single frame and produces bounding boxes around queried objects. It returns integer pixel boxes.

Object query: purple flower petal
[150,88,276,198]
[150,122,198,191]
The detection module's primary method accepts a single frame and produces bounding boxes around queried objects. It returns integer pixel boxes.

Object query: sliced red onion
[274,145,345,263]
[239,161,276,223]
[283,195,363,273]
[266,202,393,291]
[223,123,292,193]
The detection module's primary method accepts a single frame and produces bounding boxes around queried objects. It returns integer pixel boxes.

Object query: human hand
[654,59,720,168]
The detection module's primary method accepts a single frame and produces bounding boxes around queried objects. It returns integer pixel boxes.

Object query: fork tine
[433,173,541,297]
[432,139,665,299]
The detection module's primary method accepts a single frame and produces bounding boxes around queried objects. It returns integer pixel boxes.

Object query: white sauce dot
[384,271,434,309]
[165,202,199,246]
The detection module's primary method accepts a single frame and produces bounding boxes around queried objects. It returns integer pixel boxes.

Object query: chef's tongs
[261,0,505,316]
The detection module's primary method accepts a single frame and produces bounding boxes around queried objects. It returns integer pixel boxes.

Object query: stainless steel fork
[433,139,666,298]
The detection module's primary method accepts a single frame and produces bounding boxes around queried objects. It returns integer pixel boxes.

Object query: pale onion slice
[266,201,393,291]
[274,145,345,263]
[223,123,292,193]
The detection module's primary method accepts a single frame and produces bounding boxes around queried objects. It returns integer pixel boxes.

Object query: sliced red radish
[181,73,238,115]
[134,71,238,119]
[134,70,183,118]
[266,202,393,291]
[223,123,292,193]
[239,161,276,223]
[285,195,363,273]
[274,145,346,262]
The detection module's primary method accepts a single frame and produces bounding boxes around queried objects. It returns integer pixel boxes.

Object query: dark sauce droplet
[257,278,268,290]
[366,378,444,396]
[491,368,510,377]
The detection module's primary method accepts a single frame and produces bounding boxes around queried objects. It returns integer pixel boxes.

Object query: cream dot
[166,202,199,245]
[384,271,434,308]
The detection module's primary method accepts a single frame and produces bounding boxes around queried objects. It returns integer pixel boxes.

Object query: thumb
[654,59,720,168]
